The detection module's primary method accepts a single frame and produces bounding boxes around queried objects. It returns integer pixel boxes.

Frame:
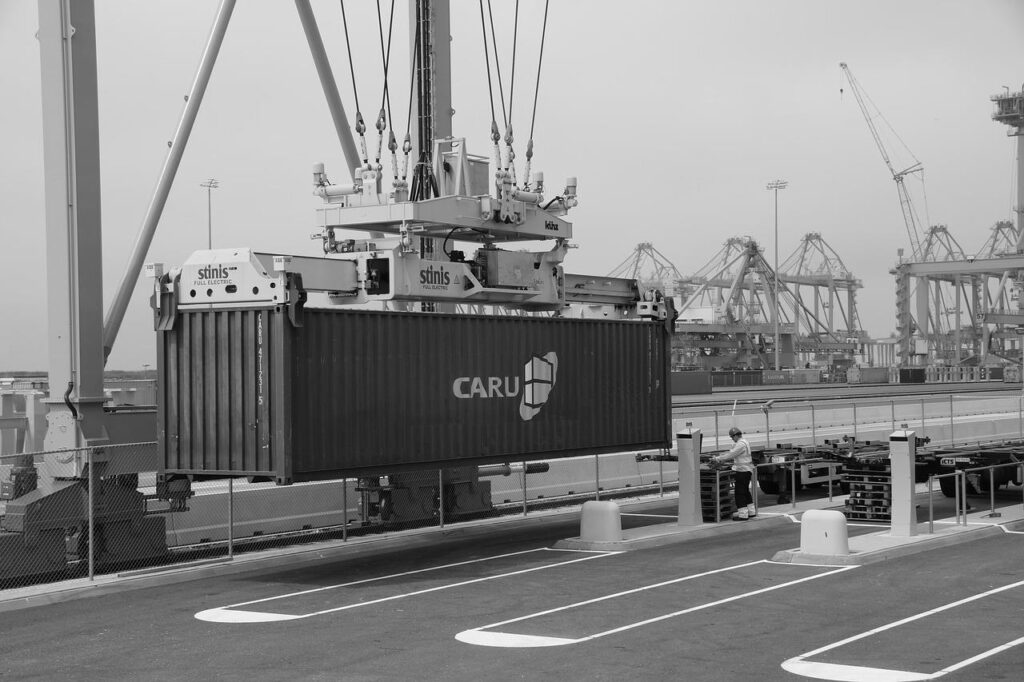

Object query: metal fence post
[595,454,600,501]
[827,463,833,502]
[790,459,797,509]
[752,464,759,514]
[811,404,816,448]
[522,461,528,516]
[890,400,895,433]
[438,469,445,529]
[928,475,934,534]
[852,402,858,445]
[658,458,664,497]
[715,468,721,523]
[959,470,967,525]
[954,472,961,526]
[765,410,771,449]
[227,477,234,559]
[921,397,926,434]
[342,478,348,542]
[987,468,999,518]
[714,410,720,449]
[949,394,955,445]
[88,448,95,581]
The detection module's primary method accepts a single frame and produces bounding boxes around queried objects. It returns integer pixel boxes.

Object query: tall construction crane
[839,62,927,260]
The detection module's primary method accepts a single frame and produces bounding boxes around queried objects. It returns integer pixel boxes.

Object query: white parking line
[456,560,856,647]
[781,578,1024,680]
[195,547,619,623]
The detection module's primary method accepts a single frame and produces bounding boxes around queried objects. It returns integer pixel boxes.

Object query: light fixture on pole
[766,179,788,371]
[200,178,219,249]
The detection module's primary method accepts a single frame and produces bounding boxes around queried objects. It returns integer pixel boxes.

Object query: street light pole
[200,178,219,249]
[766,179,788,371]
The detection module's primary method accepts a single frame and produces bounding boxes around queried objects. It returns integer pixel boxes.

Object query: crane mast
[839,63,926,260]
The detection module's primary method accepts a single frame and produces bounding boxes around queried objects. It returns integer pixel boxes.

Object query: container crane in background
[778,233,864,349]
[606,243,684,302]
[669,237,860,370]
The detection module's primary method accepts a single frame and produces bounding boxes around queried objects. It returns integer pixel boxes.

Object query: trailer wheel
[758,478,779,495]
[939,476,958,498]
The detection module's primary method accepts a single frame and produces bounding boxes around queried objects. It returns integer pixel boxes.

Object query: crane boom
[839,62,925,259]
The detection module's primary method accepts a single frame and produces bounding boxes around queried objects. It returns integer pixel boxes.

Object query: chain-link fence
[2,392,1022,592]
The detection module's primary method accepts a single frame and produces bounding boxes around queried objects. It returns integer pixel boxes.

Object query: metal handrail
[927,461,1024,532]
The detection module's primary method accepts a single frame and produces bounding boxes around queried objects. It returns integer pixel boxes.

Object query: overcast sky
[2,0,1023,371]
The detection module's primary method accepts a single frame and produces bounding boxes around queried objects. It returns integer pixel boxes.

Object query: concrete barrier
[580,501,622,542]
[800,509,849,556]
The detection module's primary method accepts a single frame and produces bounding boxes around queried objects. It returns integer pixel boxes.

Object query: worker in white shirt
[713,427,756,520]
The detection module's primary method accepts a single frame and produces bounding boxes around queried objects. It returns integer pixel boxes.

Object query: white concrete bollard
[580,500,622,542]
[800,509,849,556]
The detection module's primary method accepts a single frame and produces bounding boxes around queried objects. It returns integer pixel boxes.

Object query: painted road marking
[195,547,618,623]
[455,560,856,647]
[782,577,1024,680]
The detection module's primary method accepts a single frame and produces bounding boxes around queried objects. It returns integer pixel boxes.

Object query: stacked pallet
[700,469,735,521]
[843,463,892,522]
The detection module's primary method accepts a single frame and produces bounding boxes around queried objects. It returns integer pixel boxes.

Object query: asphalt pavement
[1,486,1024,681]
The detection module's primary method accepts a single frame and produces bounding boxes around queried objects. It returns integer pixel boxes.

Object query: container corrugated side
[159,308,671,482]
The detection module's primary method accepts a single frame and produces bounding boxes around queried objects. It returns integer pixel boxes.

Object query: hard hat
[729,427,742,437]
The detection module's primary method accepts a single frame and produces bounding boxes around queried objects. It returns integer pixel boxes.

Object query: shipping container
[847,366,889,384]
[898,367,927,384]
[157,308,672,483]
[789,368,822,384]
[671,371,712,395]
[710,370,763,388]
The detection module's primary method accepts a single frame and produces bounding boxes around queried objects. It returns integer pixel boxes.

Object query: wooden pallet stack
[700,468,735,521]
[843,462,892,522]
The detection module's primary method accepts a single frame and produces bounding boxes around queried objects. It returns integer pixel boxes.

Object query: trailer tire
[939,475,958,498]
[758,478,779,495]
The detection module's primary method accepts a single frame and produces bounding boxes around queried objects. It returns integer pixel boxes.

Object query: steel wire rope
[478,0,502,175]
[375,0,399,179]
[340,0,369,167]
[401,24,420,184]
[523,0,549,190]
[485,0,509,131]
[509,0,519,123]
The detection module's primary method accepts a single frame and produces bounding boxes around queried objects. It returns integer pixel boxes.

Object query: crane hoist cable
[485,0,509,132]
[375,0,398,179]
[340,0,369,169]
[509,0,519,123]
[486,0,520,180]
[478,0,502,177]
[522,0,549,190]
[400,19,420,186]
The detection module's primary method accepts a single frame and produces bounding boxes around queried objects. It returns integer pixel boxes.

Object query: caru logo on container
[451,352,558,422]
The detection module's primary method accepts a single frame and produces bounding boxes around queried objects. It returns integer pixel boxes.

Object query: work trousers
[734,470,753,509]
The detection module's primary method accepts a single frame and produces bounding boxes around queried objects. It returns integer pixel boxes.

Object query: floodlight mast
[766,180,787,370]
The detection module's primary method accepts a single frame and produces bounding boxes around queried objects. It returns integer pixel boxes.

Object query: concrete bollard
[580,500,622,542]
[800,509,849,556]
